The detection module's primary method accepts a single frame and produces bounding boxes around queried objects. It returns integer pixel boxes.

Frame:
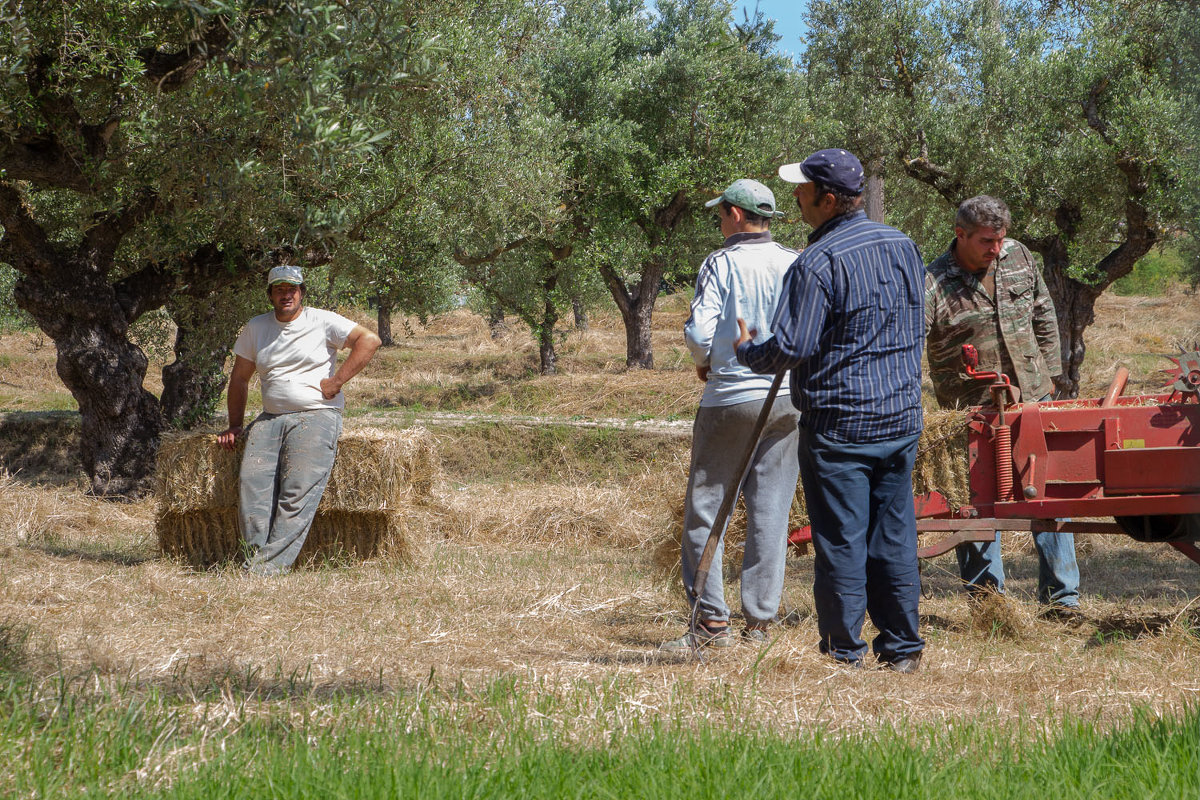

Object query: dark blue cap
[778,149,865,195]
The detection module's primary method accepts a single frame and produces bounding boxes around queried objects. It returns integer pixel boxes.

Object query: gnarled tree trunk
[538,297,558,375]
[597,192,687,369]
[15,272,164,497]
[865,157,885,223]
[572,298,588,331]
[376,293,394,347]
[161,286,247,430]
[600,258,662,370]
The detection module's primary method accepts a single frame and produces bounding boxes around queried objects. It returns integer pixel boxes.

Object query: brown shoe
[1039,604,1086,624]
[882,652,923,674]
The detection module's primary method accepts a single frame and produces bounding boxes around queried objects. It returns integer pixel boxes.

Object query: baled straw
[651,408,972,579]
[155,427,436,514]
[154,426,435,568]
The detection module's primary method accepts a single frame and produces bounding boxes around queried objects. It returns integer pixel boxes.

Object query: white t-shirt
[233,307,358,414]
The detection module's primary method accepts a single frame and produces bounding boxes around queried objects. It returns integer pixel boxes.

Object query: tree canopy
[1,0,1196,495]
[0,0,449,495]
[804,0,1200,394]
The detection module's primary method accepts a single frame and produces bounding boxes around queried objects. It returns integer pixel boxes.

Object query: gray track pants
[238,409,342,575]
[680,399,801,625]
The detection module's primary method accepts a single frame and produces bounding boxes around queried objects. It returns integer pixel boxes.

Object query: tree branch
[0,182,58,276]
[598,262,634,318]
[137,17,234,93]
[653,190,690,233]
[899,131,964,205]
[1082,76,1113,145]
[1095,155,1159,284]
[77,191,162,274]
[453,237,531,267]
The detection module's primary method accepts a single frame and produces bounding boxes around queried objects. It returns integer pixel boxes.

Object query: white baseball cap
[267,265,304,285]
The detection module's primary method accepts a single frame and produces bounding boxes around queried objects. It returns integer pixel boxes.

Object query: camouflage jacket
[924,238,1062,408]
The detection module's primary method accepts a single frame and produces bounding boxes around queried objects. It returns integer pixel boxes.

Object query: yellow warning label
[1122,439,1146,449]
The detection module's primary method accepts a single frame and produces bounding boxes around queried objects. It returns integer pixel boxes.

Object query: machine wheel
[1115,514,1200,542]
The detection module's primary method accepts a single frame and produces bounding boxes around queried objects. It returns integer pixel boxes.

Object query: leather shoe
[883,652,923,674]
[1039,604,1086,624]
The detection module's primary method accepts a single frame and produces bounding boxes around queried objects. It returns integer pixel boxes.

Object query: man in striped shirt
[736,149,926,672]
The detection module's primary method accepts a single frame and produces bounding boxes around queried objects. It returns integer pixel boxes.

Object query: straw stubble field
[1,288,1199,746]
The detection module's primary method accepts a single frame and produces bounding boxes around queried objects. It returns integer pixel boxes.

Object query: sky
[733,0,809,59]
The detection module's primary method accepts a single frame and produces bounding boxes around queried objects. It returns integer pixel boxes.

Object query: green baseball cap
[704,179,784,219]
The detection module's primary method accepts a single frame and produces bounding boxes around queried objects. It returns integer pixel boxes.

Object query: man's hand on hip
[319,377,344,400]
[696,365,710,382]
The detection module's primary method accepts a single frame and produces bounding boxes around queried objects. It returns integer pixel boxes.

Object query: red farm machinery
[791,345,1200,563]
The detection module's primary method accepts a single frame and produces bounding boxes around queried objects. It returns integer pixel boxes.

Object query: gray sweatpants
[680,399,801,625]
[238,409,342,575]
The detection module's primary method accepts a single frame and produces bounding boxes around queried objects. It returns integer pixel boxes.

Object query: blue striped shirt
[736,211,925,443]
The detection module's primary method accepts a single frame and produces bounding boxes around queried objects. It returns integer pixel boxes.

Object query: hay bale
[651,408,972,579]
[154,426,436,568]
[157,509,242,566]
[322,429,436,510]
[156,509,413,569]
[156,426,436,513]
[155,437,241,513]
[914,408,971,508]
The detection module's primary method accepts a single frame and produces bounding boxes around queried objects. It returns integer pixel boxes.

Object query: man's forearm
[737,336,792,375]
[332,335,382,387]
[226,380,249,429]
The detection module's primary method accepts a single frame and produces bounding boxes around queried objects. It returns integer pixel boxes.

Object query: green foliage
[527,0,804,364]
[1111,245,1188,296]
[805,0,1199,277]
[0,264,30,331]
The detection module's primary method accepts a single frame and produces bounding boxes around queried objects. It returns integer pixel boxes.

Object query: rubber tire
[1115,514,1200,542]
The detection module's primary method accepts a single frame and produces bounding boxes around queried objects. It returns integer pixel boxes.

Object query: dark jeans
[798,425,925,664]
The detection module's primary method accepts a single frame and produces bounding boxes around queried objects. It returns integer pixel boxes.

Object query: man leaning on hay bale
[217,266,381,576]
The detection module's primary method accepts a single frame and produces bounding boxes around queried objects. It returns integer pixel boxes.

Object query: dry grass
[1080,286,1200,397]
[3,466,1200,737]
[1,287,1199,739]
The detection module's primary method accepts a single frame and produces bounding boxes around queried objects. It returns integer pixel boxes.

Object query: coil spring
[994,424,1013,502]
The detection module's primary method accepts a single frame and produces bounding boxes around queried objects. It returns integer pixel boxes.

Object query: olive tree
[0,1,442,495]
[804,0,1200,395]
[539,0,798,368]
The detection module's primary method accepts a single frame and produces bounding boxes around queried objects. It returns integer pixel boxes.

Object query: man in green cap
[661,179,801,651]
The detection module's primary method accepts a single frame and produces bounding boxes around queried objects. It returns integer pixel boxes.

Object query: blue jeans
[956,530,1080,607]
[798,426,925,664]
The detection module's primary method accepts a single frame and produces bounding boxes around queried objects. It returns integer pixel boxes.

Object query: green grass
[432,422,687,483]
[1111,245,1189,296]
[2,626,1197,800]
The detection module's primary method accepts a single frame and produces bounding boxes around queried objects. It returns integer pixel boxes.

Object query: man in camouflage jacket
[924,195,1081,616]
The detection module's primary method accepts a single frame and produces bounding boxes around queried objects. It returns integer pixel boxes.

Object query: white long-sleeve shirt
[684,231,799,407]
